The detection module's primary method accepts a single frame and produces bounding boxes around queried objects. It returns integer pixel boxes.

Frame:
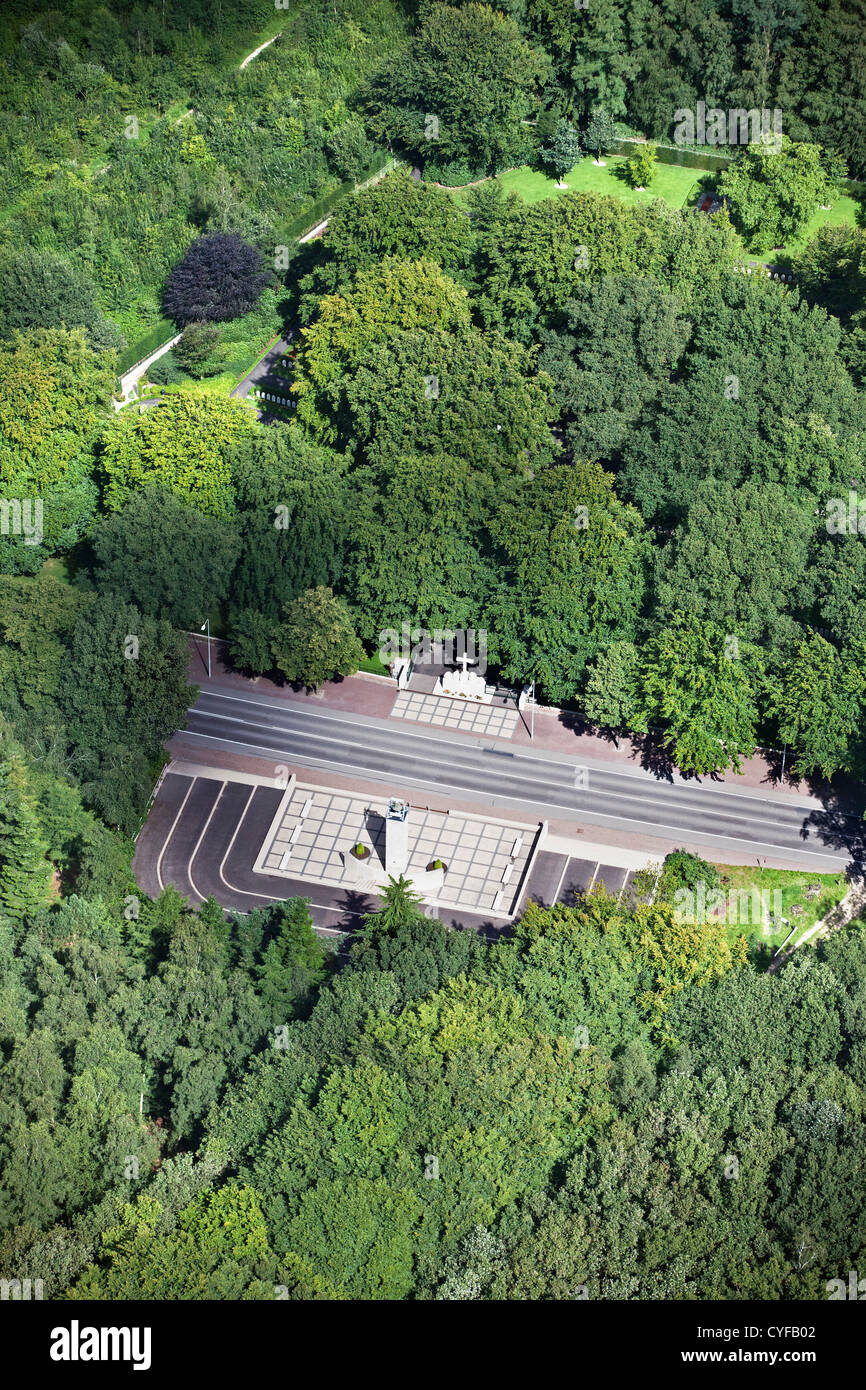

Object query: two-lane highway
[176,684,859,871]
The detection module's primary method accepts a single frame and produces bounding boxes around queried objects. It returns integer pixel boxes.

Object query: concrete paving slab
[253,781,541,918]
[392,689,519,738]
[594,863,629,896]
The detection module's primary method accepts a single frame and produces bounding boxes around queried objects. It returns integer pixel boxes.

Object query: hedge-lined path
[231,332,296,419]
[115,332,181,409]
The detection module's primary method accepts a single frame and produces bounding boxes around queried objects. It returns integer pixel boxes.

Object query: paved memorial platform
[391,689,520,737]
[253,779,541,917]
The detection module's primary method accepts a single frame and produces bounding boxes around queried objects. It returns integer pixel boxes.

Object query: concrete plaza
[253,778,542,917]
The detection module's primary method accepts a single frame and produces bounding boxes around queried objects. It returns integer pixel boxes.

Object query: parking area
[135,765,543,936]
[133,764,652,939]
[525,848,640,911]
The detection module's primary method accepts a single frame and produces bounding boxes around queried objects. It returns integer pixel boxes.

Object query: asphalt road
[231,331,298,421]
[179,685,860,871]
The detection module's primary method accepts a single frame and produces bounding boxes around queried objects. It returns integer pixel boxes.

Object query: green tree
[68,1186,273,1300]
[769,631,866,779]
[796,224,866,322]
[88,486,240,630]
[230,424,349,628]
[626,141,657,188]
[349,451,495,642]
[0,573,84,717]
[0,327,113,562]
[141,913,265,1143]
[174,322,223,378]
[270,587,364,690]
[492,463,648,702]
[719,138,839,252]
[0,247,123,352]
[655,478,814,652]
[582,641,639,735]
[539,274,691,461]
[326,120,375,184]
[56,593,193,832]
[227,610,275,678]
[294,258,472,440]
[360,3,550,175]
[0,753,53,921]
[584,109,619,161]
[369,876,426,933]
[619,274,865,524]
[343,322,555,472]
[296,170,473,318]
[635,613,760,774]
[99,392,252,517]
[539,120,582,184]
[254,899,327,1027]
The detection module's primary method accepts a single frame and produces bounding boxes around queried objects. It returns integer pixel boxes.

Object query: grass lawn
[40,556,71,584]
[771,187,864,263]
[710,862,848,953]
[357,651,390,677]
[173,373,238,397]
[495,156,701,209]
[452,157,862,265]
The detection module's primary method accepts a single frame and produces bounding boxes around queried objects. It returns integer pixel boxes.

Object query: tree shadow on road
[332,888,379,934]
[800,792,866,877]
[631,730,680,783]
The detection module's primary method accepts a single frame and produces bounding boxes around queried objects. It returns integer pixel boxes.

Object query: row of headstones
[736,266,796,283]
[253,389,297,408]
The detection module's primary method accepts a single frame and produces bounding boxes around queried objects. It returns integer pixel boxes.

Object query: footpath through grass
[710,862,848,952]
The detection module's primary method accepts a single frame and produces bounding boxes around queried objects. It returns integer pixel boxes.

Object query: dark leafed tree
[539,120,582,183]
[163,233,271,327]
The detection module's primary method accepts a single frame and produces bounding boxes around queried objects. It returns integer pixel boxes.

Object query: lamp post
[529,680,535,740]
[200,620,211,679]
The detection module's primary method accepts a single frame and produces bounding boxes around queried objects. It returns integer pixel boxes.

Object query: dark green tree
[270,587,364,691]
[89,486,239,630]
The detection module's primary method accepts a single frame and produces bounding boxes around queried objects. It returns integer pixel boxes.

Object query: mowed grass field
[709,863,849,953]
[449,155,863,262]
[499,156,701,207]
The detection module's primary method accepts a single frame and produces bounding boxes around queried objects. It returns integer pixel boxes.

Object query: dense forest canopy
[4,876,866,1300]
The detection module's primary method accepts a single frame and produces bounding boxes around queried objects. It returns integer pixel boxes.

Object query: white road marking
[551,855,571,905]
[216,784,350,935]
[156,776,197,892]
[184,713,815,835]
[192,686,830,811]
[177,730,847,865]
[187,781,228,905]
